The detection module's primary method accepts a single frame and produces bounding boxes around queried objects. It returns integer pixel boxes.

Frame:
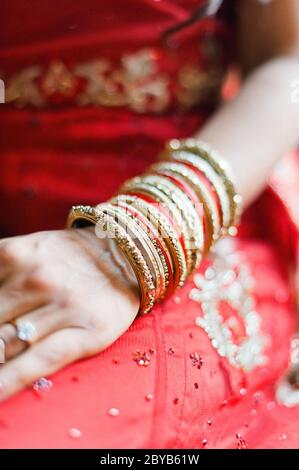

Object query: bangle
[107,201,169,302]
[66,137,242,315]
[150,162,221,252]
[162,150,230,230]
[67,204,156,315]
[111,195,172,299]
[114,193,188,290]
[120,178,189,265]
[165,138,243,235]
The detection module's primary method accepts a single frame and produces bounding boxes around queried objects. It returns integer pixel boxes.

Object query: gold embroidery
[3,48,224,113]
[42,61,78,97]
[6,66,44,107]
[75,60,126,107]
[75,50,170,112]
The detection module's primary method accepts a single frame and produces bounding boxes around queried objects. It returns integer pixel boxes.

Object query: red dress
[0,0,299,448]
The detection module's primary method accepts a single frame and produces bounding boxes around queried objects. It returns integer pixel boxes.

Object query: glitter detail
[236,433,248,449]
[168,348,175,355]
[202,438,208,448]
[189,332,194,339]
[108,408,120,417]
[266,401,276,411]
[240,388,247,396]
[33,377,53,392]
[194,382,199,389]
[148,348,155,354]
[207,419,212,426]
[190,352,203,369]
[191,238,268,372]
[112,357,120,364]
[173,398,179,405]
[133,350,150,367]
[145,394,154,401]
[68,428,82,439]
[173,296,181,304]
[16,321,37,342]
[278,434,288,441]
[253,391,264,405]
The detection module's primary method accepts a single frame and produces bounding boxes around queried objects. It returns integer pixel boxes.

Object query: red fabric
[0,0,299,449]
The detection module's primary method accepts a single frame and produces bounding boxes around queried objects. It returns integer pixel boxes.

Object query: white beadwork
[190,238,268,372]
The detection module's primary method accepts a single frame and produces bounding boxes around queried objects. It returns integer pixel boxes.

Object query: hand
[0,228,140,401]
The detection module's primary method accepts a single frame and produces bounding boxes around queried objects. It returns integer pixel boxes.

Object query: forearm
[197,56,299,207]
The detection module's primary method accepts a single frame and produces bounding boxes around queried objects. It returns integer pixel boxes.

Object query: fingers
[0,288,47,324]
[15,304,69,344]
[0,304,70,361]
[0,328,95,402]
[0,323,26,359]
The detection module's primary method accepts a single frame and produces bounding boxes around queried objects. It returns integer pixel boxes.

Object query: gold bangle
[67,204,156,315]
[163,150,231,231]
[97,203,161,306]
[115,192,188,288]
[121,175,198,274]
[67,204,97,228]
[101,202,167,302]
[150,162,221,252]
[166,138,243,234]
[110,196,171,300]
[146,167,205,271]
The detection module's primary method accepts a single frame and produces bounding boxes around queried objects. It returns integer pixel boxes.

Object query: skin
[0,0,299,401]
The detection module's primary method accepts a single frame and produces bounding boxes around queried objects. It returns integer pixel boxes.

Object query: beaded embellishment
[190,238,268,372]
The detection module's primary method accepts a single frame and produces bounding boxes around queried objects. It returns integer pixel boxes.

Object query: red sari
[0,0,299,448]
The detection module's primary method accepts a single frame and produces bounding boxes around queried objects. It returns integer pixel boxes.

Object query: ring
[0,322,33,361]
[10,320,37,345]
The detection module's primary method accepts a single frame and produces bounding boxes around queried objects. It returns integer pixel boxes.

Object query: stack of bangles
[67,138,243,315]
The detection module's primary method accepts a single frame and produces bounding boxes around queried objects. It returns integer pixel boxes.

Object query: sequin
[201,438,208,448]
[194,382,199,389]
[145,394,154,401]
[207,419,212,426]
[133,350,150,367]
[112,357,120,364]
[168,348,175,355]
[239,388,247,396]
[33,377,53,392]
[68,428,82,439]
[190,352,203,369]
[278,434,288,441]
[173,296,181,304]
[236,433,248,449]
[108,408,120,417]
[173,398,179,405]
